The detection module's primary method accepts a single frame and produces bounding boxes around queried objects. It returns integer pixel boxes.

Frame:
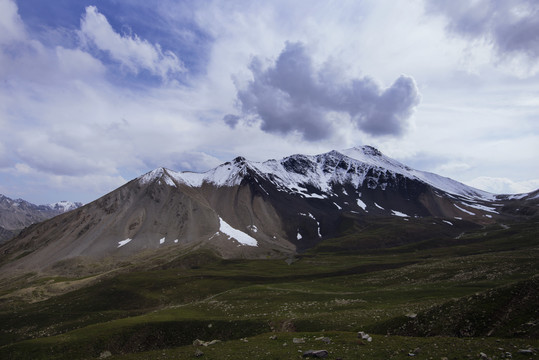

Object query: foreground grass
[0,218,537,359]
[114,332,539,360]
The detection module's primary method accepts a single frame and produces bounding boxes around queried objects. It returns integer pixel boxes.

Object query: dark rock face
[362,145,382,156]
[282,155,318,175]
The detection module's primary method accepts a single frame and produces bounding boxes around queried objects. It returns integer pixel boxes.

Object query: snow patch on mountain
[357,199,367,211]
[464,202,498,213]
[454,204,476,215]
[118,238,132,248]
[391,210,409,217]
[218,217,258,246]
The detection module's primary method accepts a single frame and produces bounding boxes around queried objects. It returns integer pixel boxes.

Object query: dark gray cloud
[225,42,420,141]
[425,0,539,60]
[223,114,240,128]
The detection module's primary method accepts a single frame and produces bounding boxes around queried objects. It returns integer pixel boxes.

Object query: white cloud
[0,0,25,44]
[3,163,127,204]
[467,177,539,194]
[55,46,106,78]
[434,161,472,175]
[0,142,8,168]
[80,6,184,80]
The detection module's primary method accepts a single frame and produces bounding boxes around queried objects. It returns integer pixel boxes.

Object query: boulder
[193,339,221,347]
[303,349,329,358]
[99,350,112,359]
[316,336,331,344]
[357,331,372,342]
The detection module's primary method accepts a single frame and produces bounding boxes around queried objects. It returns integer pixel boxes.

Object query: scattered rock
[194,349,204,357]
[269,335,277,340]
[193,339,221,347]
[99,350,112,359]
[518,348,536,354]
[293,337,306,344]
[357,331,372,342]
[239,337,249,342]
[315,336,331,344]
[193,339,203,346]
[479,352,488,359]
[303,349,329,358]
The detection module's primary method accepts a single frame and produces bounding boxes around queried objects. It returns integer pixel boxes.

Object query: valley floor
[0,219,537,359]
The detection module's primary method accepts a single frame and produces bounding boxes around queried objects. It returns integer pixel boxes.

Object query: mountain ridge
[139,146,496,200]
[0,194,82,243]
[0,145,536,275]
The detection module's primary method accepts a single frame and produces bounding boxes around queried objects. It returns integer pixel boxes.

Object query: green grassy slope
[0,217,537,359]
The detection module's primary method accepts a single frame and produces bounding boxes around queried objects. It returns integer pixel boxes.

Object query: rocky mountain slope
[0,146,536,275]
[0,195,82,243]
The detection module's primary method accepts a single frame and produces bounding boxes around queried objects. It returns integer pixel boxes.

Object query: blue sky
[0,0,538,204]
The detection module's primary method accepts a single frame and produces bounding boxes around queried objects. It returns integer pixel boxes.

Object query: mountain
[0,195,82,243]
[0,146,536,275]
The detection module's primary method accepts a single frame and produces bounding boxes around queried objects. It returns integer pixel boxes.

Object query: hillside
[0,146,536,276]
[0,146,537,359]
[0,216,537,359]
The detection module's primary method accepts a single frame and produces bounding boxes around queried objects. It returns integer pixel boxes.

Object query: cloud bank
[1,0,537,204]
[426,0,539,61]
[226,42,420,141]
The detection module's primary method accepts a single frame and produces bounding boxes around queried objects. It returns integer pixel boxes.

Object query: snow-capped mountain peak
[137,146,495,201]
[138,167,180,187]
[338,147,493,200]
[47,201,83,212]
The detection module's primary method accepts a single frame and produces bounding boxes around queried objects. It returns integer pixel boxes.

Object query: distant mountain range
[0,195,82,242]
[1,146,537,274]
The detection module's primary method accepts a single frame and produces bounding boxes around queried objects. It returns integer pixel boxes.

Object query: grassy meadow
[0,217,537,359]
